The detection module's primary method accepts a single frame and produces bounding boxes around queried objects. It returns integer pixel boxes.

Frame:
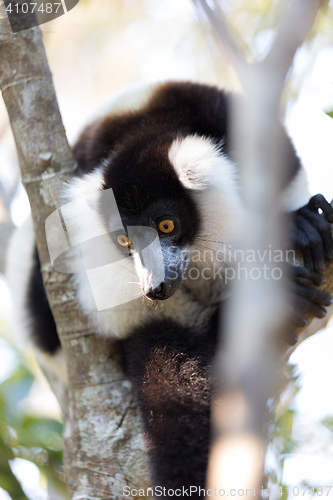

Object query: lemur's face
[113,199,200,300]
[100,136,202,301]
[62,132,240,308]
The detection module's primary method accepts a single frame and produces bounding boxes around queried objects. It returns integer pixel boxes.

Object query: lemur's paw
[286,265,333,345]
[293,194,333,274]
[293,264,326,287]
[292,280,332,320]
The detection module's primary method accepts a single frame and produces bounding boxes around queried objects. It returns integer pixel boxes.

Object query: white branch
[190,0,327,497]
[190,0,249,82]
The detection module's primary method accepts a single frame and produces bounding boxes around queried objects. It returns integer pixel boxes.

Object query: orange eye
[158,219,175,234]
[117,235,130,247]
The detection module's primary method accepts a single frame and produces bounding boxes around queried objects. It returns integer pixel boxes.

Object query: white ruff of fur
[6,218,68,382]
[6,217,36,346]
[281,166,311,211]
[169,135,244,301]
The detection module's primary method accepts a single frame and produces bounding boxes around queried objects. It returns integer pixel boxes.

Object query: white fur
[6,218,67,383]
[169,135,244,242]
[74,269,215,340]
[61,169,105,207]
[61,169,106,246]
[132,246,164,297]
[169,135,224,190]
[6,217,36,346]
[83,82,157,128]
[168,135,247,306]
[281,166,312,211]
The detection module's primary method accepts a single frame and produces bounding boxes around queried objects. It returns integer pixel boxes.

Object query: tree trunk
[0,3,150,498]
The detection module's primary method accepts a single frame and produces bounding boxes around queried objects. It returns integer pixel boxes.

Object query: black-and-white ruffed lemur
[6,81,333,495]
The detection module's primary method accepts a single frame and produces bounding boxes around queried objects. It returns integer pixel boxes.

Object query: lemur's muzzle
[145,270,183,300]
[127,226,185,301]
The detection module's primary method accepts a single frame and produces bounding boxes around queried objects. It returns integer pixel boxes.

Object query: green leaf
[320,416,333,432]
[0,468,29,500]
[0,340,66,499]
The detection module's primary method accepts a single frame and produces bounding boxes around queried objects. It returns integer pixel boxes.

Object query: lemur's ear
[168,135,227,190]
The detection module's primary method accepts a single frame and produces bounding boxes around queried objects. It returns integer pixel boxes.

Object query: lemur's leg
[121,313,218,497]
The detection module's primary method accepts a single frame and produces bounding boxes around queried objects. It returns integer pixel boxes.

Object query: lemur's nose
[146,283,165,300]
[154,284,163,296]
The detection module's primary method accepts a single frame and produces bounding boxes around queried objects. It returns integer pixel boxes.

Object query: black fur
[293,194,333,273]
[26,247,60,354]
[72,82,230,175]
[73,81,301,184]
[121,311,219,496]
[98,165,201,249]
[287,194,333,341]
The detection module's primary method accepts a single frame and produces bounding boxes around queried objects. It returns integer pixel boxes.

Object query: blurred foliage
[321,415,333,432]
[267,358,333,492]
[266,363,301,492]
[0,335,66,500]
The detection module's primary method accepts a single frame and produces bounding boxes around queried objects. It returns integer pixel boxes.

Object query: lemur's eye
[117,235,130,247]
[158,219,175,234]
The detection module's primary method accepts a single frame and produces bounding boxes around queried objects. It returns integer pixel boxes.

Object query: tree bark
[0,3,149,499]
